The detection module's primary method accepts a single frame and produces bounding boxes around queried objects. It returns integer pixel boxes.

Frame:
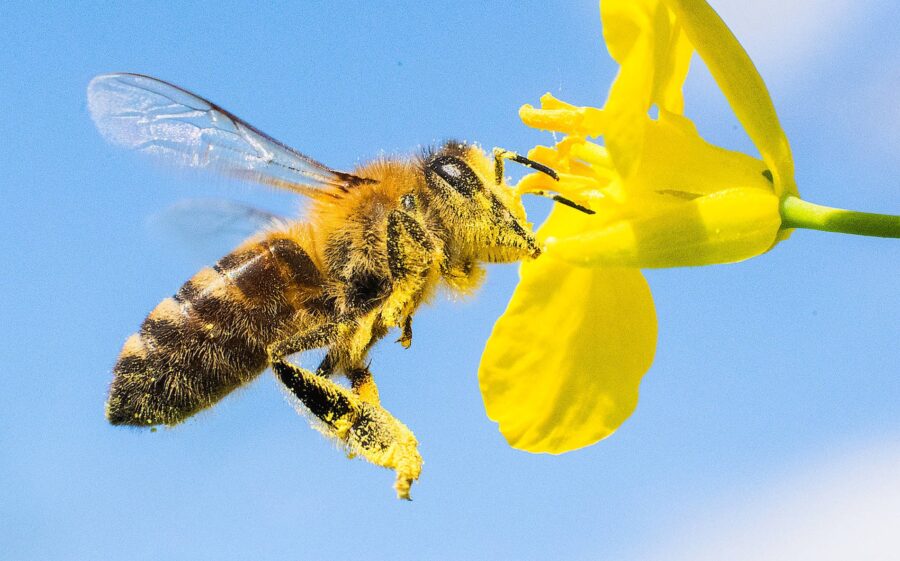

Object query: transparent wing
[149,198,286,242]
[87,73,371,199]
[147,199,289,265]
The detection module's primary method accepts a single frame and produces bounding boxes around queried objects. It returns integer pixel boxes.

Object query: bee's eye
[427,155,482,197]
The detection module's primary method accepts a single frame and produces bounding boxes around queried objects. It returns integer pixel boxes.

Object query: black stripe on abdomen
[107,236,326,427]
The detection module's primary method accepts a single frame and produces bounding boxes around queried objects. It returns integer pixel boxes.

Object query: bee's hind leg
[347,365,381,406]
[270,337,421,499]
[315,351,381,406]
[273,359,421,499]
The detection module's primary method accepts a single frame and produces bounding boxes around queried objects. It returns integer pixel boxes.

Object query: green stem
[780,196,900,238]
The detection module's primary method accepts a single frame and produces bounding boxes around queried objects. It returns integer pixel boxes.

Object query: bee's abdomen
[107,235,325,427]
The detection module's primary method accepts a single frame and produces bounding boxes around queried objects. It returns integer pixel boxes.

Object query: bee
[88,73,586,499]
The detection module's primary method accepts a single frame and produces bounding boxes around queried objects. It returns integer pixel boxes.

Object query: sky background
[1,1,898,560]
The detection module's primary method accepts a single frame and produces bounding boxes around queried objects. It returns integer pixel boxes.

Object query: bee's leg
[273,359,421,499]
[347,365,380,405]
[272,359,354,436]
[313,350,337,377]
[493,147,513,186]
[268,322,344,362]
[269,333,421,499]
[397,316,413,350]
[268,323,352,432]
[383,209,435,346]
[314,352,380,406]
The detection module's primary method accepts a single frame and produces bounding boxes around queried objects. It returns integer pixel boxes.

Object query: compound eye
[428,155,482,197]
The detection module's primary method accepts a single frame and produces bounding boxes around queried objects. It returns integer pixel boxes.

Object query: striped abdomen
[107,233,326,426]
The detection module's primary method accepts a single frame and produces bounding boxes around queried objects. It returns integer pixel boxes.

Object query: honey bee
[88,73,586,499]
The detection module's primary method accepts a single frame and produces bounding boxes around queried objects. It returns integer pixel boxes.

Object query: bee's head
[423,142,540,263]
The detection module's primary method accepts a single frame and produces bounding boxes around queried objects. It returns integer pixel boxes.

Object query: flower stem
[780,196,900,238]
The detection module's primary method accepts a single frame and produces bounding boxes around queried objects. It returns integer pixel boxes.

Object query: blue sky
[1,1,897,560]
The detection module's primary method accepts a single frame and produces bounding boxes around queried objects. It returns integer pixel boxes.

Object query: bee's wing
[147,198,290,262]
[150,198,287,242]
[87,73,371,199]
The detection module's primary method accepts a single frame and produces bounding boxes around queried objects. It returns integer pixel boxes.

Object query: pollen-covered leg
[349,398,422,500]
[383,209,436,336]
[269,323,342,362]
[348,366,381,405]
[396,316,413,349]
[273,359,422,499]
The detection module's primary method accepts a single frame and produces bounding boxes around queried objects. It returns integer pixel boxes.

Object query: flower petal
[635,111,773,197]
[479,257,657,453]
[652,13,693,115]
[601,0,695,176]
[661,0,797,196]
[601,0,657,178]
[546,187,781,268]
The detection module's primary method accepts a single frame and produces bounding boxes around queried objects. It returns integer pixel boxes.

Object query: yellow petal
[661,0,797,196]
[601,0,652,67]
[479,257,657,453]
[603,0,693,115]
[634,111,773,197]
[546,187,781,268]
[601,0,655,178]
[539,194,626,241]
[600,0,695,176]
[652,13,693,115]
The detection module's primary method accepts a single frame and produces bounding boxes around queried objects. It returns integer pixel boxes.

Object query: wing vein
[87,73,376,200]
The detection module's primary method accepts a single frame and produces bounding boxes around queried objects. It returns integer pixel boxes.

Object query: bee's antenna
[495,148,558,184]
[494,148,595,215]
[548,194,595,215]
[527,190,596,215]
[506,153,559,181]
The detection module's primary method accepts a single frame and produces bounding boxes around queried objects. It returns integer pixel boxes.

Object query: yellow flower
[519,0,798,267]
[480,0,797,453]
